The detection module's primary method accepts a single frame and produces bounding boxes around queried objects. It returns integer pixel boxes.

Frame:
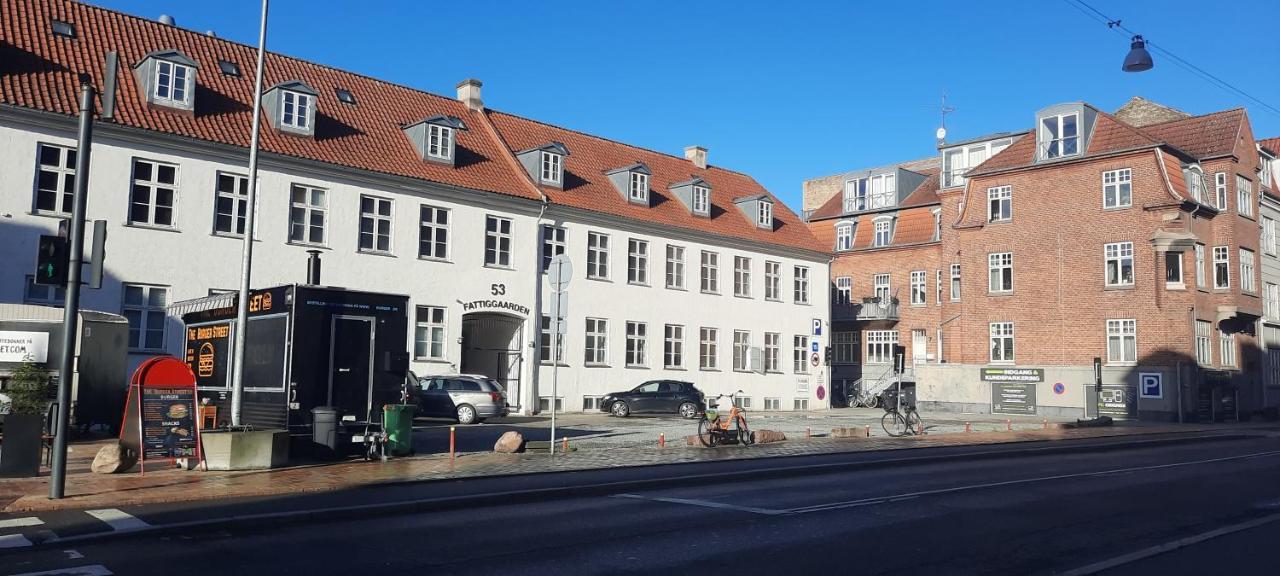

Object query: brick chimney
[684,145,707,169]
[456,78,483,112]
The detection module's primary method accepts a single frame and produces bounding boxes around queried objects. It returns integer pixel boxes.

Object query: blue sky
[95,0,1280,209]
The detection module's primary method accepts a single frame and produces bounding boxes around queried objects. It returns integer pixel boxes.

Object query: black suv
[599,380,704,418]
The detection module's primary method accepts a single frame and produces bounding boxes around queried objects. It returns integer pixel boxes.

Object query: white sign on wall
[0,331,50,363]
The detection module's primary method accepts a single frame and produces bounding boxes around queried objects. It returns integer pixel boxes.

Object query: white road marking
[0,533,33,548]
[616,450,1280,517]
[1059,511,1280,575]
[64,550,85,560]
[84,509,148,532]
[4,565,114,576]
[0,517,43,530]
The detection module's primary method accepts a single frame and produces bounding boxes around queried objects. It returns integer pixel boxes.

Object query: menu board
[140,386,198,460]
[186,321,231,389]
[991,382,1037,415]
[1098,384,1136,419]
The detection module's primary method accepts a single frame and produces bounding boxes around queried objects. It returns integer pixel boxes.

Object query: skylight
[336,88,356,105]
[217,59,241,77]
[51,20,75,38]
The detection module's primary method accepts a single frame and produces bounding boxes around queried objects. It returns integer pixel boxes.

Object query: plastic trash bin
[382,404,416,456]
[312,406,339,450]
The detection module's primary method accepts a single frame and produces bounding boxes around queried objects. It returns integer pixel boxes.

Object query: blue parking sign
[1139,373,1162,399]
[812,319,822,336]
[811,341,819,353]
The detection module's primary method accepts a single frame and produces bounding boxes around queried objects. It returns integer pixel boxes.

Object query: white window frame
[484,215,513,268]
[585,318,608,365]
[1187,168,1204,204]
[764,332,781,373]
[987,186,1012,222]
[625,321,647,367]
[1241,248,1257,293]
[765,261,782,301]
[541,151,563,184]
[427,124,454,160]
[865,330,898,364]
[1263,217,1277,257]
[988,252,1013,293]
[910,270,926,305]
[1237,175,1253,217]
[1165,251,1184,288]
[129,158,179,228]
[281,90,311,130]
[627,238,649,285]
[665,245,685,289]
[835,222,854,251]
[834,276,852,306]
[872,218,892,247]
[1213,245,1231,289]
[692,186,710,214]
[699,327,718,370]
[1215,172,1228,211]
[833,331,857,365]
[358,195,394,254]
[540,315,564,365]
[757,201,773,228]
[213,172,250,237]
[1103,168,1132,209]
[989,322,1014,364]
[1104,242,1135,287]
[734,256,751,297]
[629,172,649,203]
[587,232,610,279]
[873,273,891,301]
[414,306,447,361]
[1039,112,1080,159]
[793,266,810,304]
[664,324,684,369]
[764,397,781,411]
[1195,244,1206,289]
[844,178,867,211]
[1266,283,1280,320]
[1262,155,1274,190]
[701,251,719,294]
[24,275,65,306]
[733,330,751,372]
[1106,319,1137,364]
[950,263,961,301]
[541,225,567,273]
[1219,329,1237,368]
[154,60,192,105]
[289,184,327,245]
[935,269,943,304]
[122,284,168,352]
[418,204,450,260]
[1195,320,1212,366]
[34,143,76,215]
[868,174,896,209]
[793,335,810,374]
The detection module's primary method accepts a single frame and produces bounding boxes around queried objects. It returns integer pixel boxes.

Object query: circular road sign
[546,254,573,291]
[810,352,820,367]
[1053,382,1066,395]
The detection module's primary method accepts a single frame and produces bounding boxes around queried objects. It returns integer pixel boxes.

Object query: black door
[329,316,373,420]
[629,381,660,413]
[654,381,680,412]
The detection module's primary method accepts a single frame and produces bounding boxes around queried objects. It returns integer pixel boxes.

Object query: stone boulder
[91,442,138,474]
[752,430,786,444]
[493,431,525,453]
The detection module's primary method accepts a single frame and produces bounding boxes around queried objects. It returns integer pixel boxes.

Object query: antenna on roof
[157,14,176,26]
[937,93,956,147]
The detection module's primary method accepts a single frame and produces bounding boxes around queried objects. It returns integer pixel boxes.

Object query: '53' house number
[490,284,506,296]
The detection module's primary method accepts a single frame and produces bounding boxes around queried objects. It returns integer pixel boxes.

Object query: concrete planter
[200,429,290,471]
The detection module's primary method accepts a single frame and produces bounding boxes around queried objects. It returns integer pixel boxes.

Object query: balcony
[833,297,899,322]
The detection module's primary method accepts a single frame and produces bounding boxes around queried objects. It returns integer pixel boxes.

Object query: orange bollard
[865,425,871,437]
[1042,418,1048,430]
[965,422,971,433]
[806,426,812,439]
[562,436,569,452]
[449,426,456,460]
[1006,419,1012,431]
[659,433,665,448]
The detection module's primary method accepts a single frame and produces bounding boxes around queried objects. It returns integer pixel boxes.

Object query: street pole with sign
[546,254,572,455]
[1093,357,1103,418]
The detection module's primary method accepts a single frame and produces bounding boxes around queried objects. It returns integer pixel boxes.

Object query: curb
[20,431,1257,550]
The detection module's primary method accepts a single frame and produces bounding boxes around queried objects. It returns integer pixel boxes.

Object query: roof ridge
[1089,104,1163,147]
[67,0,467,111]
[483,108,753,178]
[1135,107,1245,129]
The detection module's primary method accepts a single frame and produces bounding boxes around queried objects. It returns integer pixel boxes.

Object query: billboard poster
[992,382,1037,415]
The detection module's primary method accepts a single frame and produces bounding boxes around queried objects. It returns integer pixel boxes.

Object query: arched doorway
[460,312,525,409]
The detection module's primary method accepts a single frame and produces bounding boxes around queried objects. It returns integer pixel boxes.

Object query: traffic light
[35,235,69,286]
[824,345,832,366]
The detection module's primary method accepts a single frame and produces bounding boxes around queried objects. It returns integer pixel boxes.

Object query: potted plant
[1,363,51,477]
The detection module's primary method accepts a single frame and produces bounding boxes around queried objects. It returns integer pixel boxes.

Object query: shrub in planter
[1,363,52,477]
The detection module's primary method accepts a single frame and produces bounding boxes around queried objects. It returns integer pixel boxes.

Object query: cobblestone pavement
[0,412,1247,513]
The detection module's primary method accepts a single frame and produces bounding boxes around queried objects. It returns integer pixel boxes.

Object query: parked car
[599,380,704,418]
[411,374,509,425]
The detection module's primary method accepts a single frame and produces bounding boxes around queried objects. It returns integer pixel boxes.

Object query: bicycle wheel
[737,417,752,446]
[860,393,879,409]
[697,417,716,447]
[907,410,923,436]
[881,411,906,437]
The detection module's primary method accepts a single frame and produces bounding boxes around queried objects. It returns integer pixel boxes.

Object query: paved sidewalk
[0,416,1258,514]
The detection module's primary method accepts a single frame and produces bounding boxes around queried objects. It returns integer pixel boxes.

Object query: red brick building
[807,99,1272,421]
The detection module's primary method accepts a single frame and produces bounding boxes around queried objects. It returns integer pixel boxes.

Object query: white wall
[0,116,831,414]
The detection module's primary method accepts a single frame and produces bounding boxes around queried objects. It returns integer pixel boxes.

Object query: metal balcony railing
[854,296,899,321]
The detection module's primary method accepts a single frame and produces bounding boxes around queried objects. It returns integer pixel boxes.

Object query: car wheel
[610,401,630,417]
[456,404,478,425]
[678,402,699,419]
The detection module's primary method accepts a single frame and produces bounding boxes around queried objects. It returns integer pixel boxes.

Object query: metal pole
[230,0,270,427]
[549,260,560,455]
[50,83,95,499]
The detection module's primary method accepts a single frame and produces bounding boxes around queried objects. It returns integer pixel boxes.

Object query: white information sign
[0,331,50,363]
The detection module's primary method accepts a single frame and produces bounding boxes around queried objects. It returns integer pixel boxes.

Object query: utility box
[0,304,129,432]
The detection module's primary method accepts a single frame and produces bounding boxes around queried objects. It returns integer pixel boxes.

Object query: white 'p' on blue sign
[812,319,822,336]
[1139,372,1162,399]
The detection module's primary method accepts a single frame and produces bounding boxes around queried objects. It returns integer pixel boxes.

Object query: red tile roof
[1260,137,1280,155]
[1140,109,1246,160]
[0,0,822,253]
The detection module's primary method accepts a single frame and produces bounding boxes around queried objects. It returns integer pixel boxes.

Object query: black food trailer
[172,284,409,454]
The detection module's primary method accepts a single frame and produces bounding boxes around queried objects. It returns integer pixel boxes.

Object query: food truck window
[244,315,288,390]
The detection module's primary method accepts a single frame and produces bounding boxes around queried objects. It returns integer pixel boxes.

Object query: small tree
[6,363,51,416]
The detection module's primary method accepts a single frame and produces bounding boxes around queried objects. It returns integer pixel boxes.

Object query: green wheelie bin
[382,404,417,456]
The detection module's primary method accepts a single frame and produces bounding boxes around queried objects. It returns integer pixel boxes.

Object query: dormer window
[1039,113,1080,159]
[541,152,562,184]
[869,174,896,209]
[282,90,311,130]
[1261,154,1274,189]
[428,124,453,160]
[757,201,773,229]
[844,179,866,212]
[629,172,649,203]
[1185,165,1206,204]
[155,60,192,105]
[872,217,894,247]
[835,222,854,251]
[692,186,710,215]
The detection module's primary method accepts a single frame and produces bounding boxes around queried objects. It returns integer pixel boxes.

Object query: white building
[0,0,831,414]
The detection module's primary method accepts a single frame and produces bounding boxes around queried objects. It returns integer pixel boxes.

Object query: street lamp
[1122,35,1153,72]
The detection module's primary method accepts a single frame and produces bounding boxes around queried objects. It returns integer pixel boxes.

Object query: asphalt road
[4,431,1280,575]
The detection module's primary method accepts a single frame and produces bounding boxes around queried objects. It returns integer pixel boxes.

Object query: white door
[911,329,927,363]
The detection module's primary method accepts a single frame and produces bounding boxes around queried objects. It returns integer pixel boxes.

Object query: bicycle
[697,391,753,448]
[880,397,923,437]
